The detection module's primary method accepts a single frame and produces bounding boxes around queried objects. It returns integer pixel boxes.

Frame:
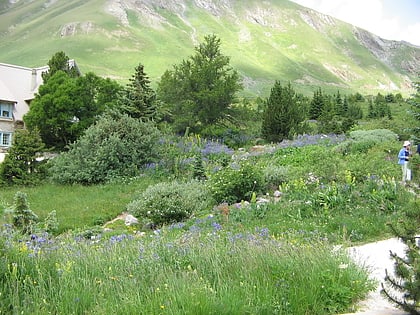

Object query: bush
[207,161,264,204]
[48,113,162,184]
[337,129,398,154]
[12,192,38,234]
[263,164,289,190]
[0,129,45,186]
[127,180,214,227]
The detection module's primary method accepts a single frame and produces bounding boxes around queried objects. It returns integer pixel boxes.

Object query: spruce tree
[42,51,79,82]
[0,129,45,185]
[381,201,420,314]
[309,88,325,120]
[335,90,344,116]
[261,81,305,143]
[12,191,39,234]
[123,63,160,121]
[157,34,242,134]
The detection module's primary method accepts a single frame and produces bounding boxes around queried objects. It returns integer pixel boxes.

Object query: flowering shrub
[127,180,214,227]
[207,161,264,204]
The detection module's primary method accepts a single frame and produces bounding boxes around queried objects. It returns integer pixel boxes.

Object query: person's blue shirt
[398,147,409,165]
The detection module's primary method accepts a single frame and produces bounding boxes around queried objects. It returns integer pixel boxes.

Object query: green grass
[1,223,374,314]
[0,177,158,233]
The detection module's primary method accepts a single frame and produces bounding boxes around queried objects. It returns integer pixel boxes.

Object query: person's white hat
[403,140,411,147]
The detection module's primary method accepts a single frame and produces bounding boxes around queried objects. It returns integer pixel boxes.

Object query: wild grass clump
[0,224,374,315]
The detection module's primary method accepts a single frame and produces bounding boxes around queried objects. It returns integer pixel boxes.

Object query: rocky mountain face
[1,0,419,96]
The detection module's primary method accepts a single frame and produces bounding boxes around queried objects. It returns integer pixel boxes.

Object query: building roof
[0,62,49,120]
[0,60,80,121]
[0,79,17,103]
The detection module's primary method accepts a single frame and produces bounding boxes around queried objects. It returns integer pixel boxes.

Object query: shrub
[263,164,289,190]
[48,113,162,184]
[0,129,45,186]
[337,129,398,154]
[12,192,38,234]
[127,180,214,227]
[207,161,264,204]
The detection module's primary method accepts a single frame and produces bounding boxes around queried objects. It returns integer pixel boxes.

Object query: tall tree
[42,51,79,82]
[122,63,161,121]
[261,81,305,143]
[309,88,325,120]
[335,90,344,116]
[157,34,242,134]
[409,81,420,144]
[24,71,121,150]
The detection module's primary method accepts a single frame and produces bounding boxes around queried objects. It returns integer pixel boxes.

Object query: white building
[0,60,79,159]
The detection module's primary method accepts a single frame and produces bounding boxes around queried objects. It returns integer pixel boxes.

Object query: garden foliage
[12,191,38,234]
[382,201,420,315]
[127,180,214,227]
[207,160,264,204]
[0,129,45,185]
[48,113,161,184]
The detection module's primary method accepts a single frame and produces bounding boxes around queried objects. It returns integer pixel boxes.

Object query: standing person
[398,140,411,183]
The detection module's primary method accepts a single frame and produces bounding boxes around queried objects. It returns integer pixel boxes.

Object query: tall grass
[0,224,373,314]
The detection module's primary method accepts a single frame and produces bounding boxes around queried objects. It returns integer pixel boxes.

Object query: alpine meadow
[0,0,420,314]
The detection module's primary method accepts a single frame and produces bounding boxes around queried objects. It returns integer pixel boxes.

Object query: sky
[290,0,420,46]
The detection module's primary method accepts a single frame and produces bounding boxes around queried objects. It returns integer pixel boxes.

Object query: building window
[0,103,13,119]
[0,132,12,147]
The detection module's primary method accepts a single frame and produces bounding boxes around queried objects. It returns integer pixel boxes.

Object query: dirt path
[341,238,409,315]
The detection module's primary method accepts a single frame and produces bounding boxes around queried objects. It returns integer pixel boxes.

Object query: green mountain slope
[0,0,419,97]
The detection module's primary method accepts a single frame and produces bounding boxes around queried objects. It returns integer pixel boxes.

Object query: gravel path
[341,238,409,315]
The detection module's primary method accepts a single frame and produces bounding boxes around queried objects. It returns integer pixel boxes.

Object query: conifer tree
[0,129,45,185]
[318,96,339,134]
[157,34,242,133]
[309,88,325,120]
[12,191,39,234]
[261,81,305,143]
[42,51,79,82]
[408,81,420,144]
[335,90,344,116]
[122,63,161,121]
[381,201,420,315]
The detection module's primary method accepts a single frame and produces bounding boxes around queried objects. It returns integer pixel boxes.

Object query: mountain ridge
[0,0,418,97]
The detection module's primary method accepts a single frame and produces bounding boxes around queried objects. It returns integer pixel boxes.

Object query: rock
[273,190,282,197]
[124,214,139,226]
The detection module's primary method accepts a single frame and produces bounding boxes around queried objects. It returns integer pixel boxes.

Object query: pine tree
[318,96,339,134]
[335,90,344,116]
[122,63,160,121]
[157,34,242,134]
[342,95,349,116]
[309,88,325,120]
[12,191,39,234]
[0,129,45,185]
[261,81,305,143]
[408,81,420,144]
[381,201,420,314]
[42,51,79,82]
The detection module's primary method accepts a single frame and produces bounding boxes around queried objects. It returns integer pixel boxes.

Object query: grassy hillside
[0,0,418,97]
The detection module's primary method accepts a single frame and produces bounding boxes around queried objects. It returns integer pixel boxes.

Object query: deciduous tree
[24,71,121,150]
